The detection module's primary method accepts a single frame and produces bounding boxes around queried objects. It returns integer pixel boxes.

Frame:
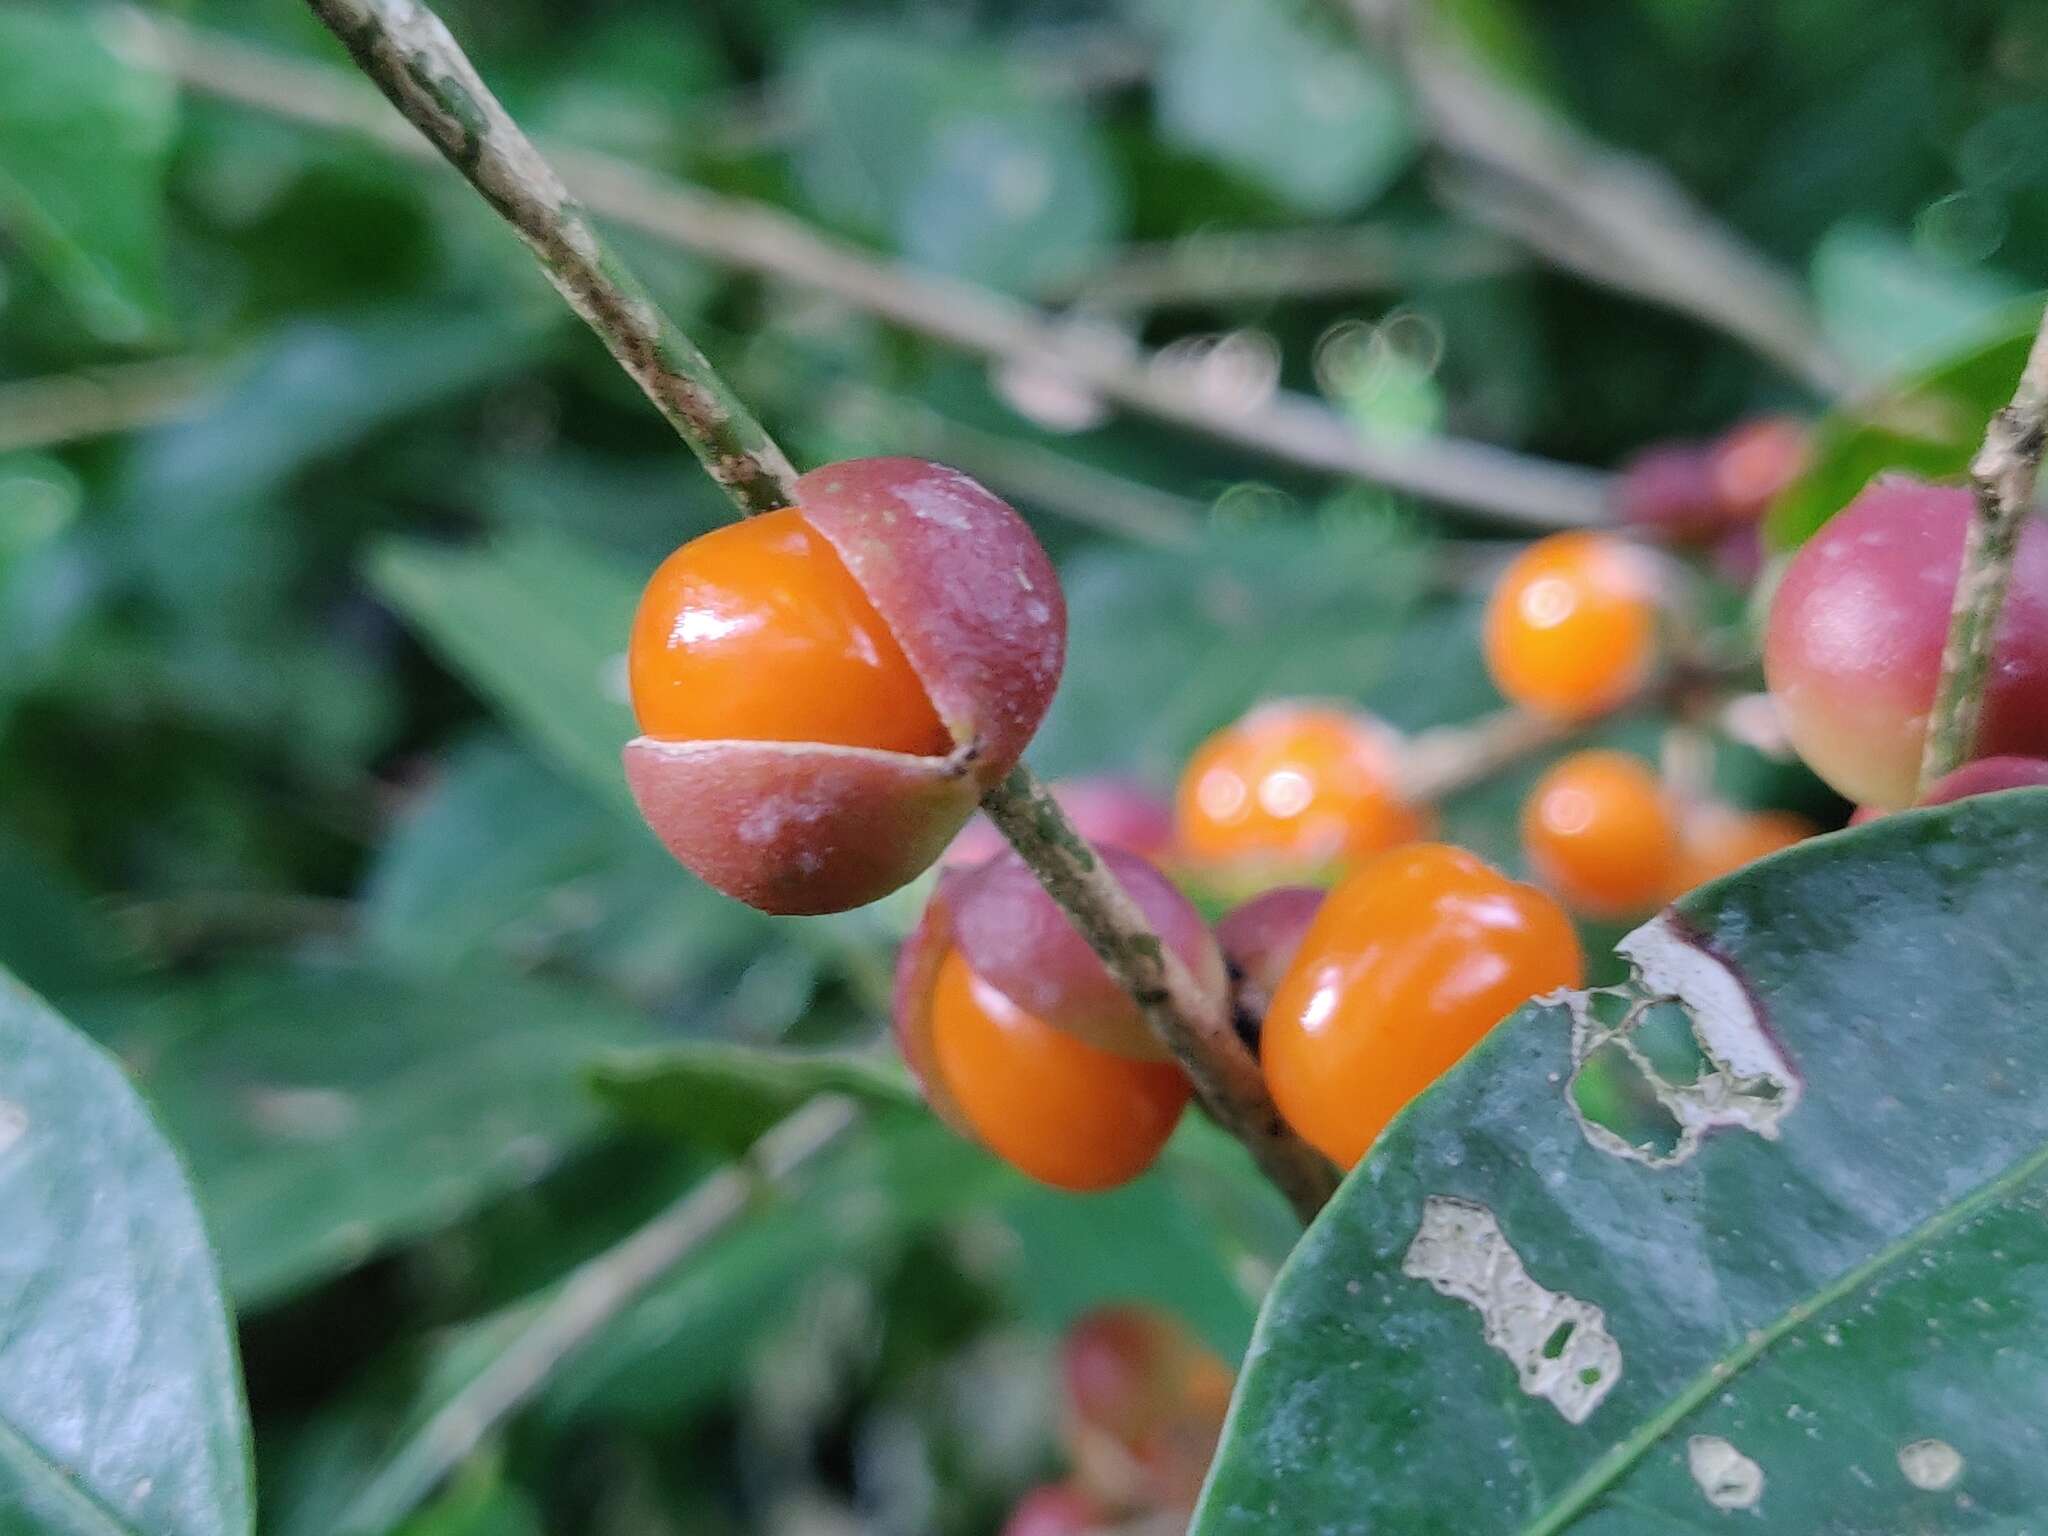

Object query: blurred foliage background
[1,0,2044,1531]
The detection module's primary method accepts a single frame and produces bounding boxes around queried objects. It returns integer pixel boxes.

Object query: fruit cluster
[622,435,2042,1201]
[1002,1307,1234,1536]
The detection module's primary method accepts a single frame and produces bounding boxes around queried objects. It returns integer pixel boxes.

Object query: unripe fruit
[1920,754,2048,807]
[1519,749,1678,918]
[1060,1307,1233,1515]
[1764,477,2048,808]
[1613,441,1723,543]
[623,458,1064,914]
[1215,885,1325,1039]
[946,776,1174,869]
[1667,805,1814,896]
[1262,843,1581,1168]
[1482,531,1659,720]
[1710,415,1808,524]
[1001,1484,1106,1536]
[1175,702,1421,876]
[894,848,1223,1190]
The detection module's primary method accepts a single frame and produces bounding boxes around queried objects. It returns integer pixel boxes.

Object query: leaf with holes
[1194,789,2048,1533]
[0,969,252,1536]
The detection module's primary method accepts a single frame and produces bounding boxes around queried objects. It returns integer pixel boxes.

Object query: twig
[334,1095,862,1534]
[1398,706,1569,803]
[1329,0,1853,398]
[121,7,1611,531]
[0,359,215,452]
[291,0,1334,1220]
[1918,307,2048,790]
[296,0,797,514]
[1042,224,1518,313]
[981,765,1339,1217]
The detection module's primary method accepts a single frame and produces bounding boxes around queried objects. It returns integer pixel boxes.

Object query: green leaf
[1031,516,1433,781]
[0,4,175,340]
[1764,297,2044,551]
[371,530,639,812]
[790,28,1121,291]
[590,1039,917,1156]
[0,825,141,1007]
[1810,222,2026,377]
[1195,789,2048,1532]
[109,962,654,1308]
[1154,0,1415,215]
[0,969,252,1536]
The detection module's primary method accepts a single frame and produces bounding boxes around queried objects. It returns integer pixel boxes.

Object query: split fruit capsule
[1764,476,2048,809]
[624,457,1065,914]
[893,847,1224,1191]
[1059,1305,1234,1514]
[1262,843,1582,1168]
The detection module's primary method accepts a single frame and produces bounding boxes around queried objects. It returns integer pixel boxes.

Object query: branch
[290,0,1334,1219]
[335,1095,862,1534]
[982,765,1340,1219]
[0,359,214,452]
[121,8,1611,531]
[1331,0,1853,398]
[298,0,797,514]
[1919,306,2048,789]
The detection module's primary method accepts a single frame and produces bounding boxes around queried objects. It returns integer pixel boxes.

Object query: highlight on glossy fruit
[623,458,1065,915]
[893,848,1221,1190]
[1667,804,1815,896]
[945,776,1174,869]
[1519,749,1678,918]
[1482,530,1659,720]
[1261,842,1582,1169]
[1060,1306,1233,1514]
[1764,476,2048,808]
[1174,701,1422,878]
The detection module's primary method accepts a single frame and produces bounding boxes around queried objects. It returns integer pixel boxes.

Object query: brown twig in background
[0,359,216,453]
[1918,306,2048,790]
[1329,0,1853,398]
[118,7,1611,531]
[288,0,1337,1223]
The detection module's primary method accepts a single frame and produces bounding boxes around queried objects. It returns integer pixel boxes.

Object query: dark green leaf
[1196,789,2048,1532]
[0,4,175,339]
[109,963,654,1308]
[1764,297,2044,551]
[590,1039,916,1156]
[0,969,252,1536]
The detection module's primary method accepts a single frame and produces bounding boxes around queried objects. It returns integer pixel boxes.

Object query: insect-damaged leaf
[1194,789,2048,1533]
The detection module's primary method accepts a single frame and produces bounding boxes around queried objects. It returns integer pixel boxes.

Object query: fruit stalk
[303,0,1335,1219]
[1920,308,2048,791]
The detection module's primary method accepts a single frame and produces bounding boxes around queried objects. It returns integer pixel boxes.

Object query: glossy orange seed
[1175,703,1421,869]
[627,507,951,755]
[1520,750,1679,918]
[1262,843,1582,1168]
[1482,531,1658,720]
[929,948,1191,1192]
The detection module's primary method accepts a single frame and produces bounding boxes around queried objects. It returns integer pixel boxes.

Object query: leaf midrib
[0,1407,143,1536]
[1519,1133,2048,1534]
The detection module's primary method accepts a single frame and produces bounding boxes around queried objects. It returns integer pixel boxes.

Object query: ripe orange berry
[928,948,1191,1192]
[628,507,950,754]
[1482,531,1658,720]
[1175,702,1421,872]
[1262,843,1582,1168]
[1520,750,1678,918]
[1667,806,1815,896]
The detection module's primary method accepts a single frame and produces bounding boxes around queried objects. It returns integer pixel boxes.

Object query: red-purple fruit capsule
[623,458,1065,914]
